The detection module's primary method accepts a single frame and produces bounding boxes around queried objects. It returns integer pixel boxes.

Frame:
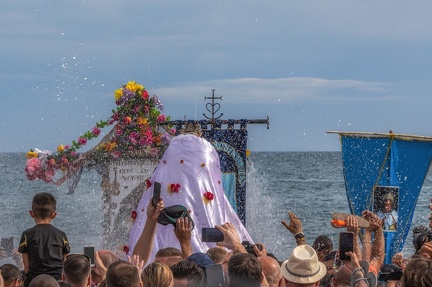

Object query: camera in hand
[413,231,432,251]
[241,241,262,256]
[378,264,403,282]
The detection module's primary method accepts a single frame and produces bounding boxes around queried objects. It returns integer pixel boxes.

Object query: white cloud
[152,77,393,104]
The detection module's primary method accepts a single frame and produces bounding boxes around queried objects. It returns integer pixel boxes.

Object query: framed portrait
[373,186,399,231]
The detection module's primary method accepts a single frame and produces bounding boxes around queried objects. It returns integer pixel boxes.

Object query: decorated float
[24,82,269,253]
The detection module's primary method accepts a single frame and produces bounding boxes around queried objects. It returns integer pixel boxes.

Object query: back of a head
[106,260,140,287]
[0,263,22,287]
[206,247,228,264]
[63,254,91,286]
[155,247,183,267]
[32,192,56,219]
[228,253,262,287]
[257,255,282,286]
[312,235,333,254]
[29,274,60,287]
[141,261,174,287]
[402,257,432,287]
[170,260,204,287]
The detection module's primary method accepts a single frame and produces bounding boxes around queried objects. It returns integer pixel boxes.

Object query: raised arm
[362,210,384,271]
[281,211,306,246]
[346,215,362,260]
[132,199,164,265]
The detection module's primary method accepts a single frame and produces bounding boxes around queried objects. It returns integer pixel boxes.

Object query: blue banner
[340,134,432,263]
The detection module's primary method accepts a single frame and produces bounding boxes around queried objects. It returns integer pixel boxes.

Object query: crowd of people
[1,191,432,287]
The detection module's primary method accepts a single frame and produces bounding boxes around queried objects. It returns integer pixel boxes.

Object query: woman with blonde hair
[141,261,174,287]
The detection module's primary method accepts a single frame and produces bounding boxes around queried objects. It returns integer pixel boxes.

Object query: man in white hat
[280,245,326,287]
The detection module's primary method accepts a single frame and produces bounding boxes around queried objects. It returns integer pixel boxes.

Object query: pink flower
[115,128,123,136]
[138,138,147,146]
[157,114,166,122]
[24,158,42,180]
[111,151,122,159]
[64,145,70,150]
[92,127,101,136]
[129,132,139,139]
[149,147,159,157]
[129,137,138,146]
[142,90,149,100]
[78,137,87,145]
[70,151,77,157]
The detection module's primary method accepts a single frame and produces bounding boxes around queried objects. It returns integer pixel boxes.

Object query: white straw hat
[281,245,327,284]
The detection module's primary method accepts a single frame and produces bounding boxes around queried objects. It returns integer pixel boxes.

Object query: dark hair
[29,274,59,287]
[228,253,262,287]
[170,260,204,287]
[312,235,333,252]
[106,260,140,287]
[0,264,22,285]
[32,192,56,219]
[401,257,432,287]
[63,254,91,285]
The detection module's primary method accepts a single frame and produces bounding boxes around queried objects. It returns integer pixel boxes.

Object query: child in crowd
[18,192,70,287]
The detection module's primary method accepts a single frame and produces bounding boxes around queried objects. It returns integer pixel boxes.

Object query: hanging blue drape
[341,135,432,263]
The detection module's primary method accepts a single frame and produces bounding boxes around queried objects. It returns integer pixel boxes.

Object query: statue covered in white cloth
[127,130,253,264]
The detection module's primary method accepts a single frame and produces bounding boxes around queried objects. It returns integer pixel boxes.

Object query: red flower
[203,191,214,201]
[146,179,152,189]
[123,245,129,253]
[142,90,149,100]
[170,183,180,193]
[131,210,137,219]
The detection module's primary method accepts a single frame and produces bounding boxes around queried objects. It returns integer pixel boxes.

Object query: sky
[2,1,432,152]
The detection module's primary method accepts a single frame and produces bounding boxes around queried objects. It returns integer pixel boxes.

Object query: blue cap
[187,252,214,268]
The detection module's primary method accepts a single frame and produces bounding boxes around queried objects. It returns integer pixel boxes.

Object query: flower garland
[25,81,175,182]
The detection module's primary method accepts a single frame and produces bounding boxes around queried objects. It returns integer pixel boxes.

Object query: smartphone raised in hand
[202,228,224,242]
[83,245,96,267]
[339,232,354,261]
[152,182,161,207]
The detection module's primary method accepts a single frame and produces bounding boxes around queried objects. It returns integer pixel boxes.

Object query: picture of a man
[375,189,398,231]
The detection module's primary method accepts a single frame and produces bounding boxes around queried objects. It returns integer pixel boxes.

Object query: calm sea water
[1,152,431,261]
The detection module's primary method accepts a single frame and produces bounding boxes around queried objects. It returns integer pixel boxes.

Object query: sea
[1,152,431,262]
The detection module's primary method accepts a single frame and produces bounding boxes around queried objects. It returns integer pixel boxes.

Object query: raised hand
[346,215,359,235]
[215,223,246,253]
[146,198,165,221]
[281,211,303,235]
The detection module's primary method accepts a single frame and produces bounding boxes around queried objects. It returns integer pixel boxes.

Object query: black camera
[413,231,432,251]
[241,241,262,256]
[378,264,403,282]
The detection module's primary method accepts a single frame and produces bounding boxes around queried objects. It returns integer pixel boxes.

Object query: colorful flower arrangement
[25,81,175,183]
